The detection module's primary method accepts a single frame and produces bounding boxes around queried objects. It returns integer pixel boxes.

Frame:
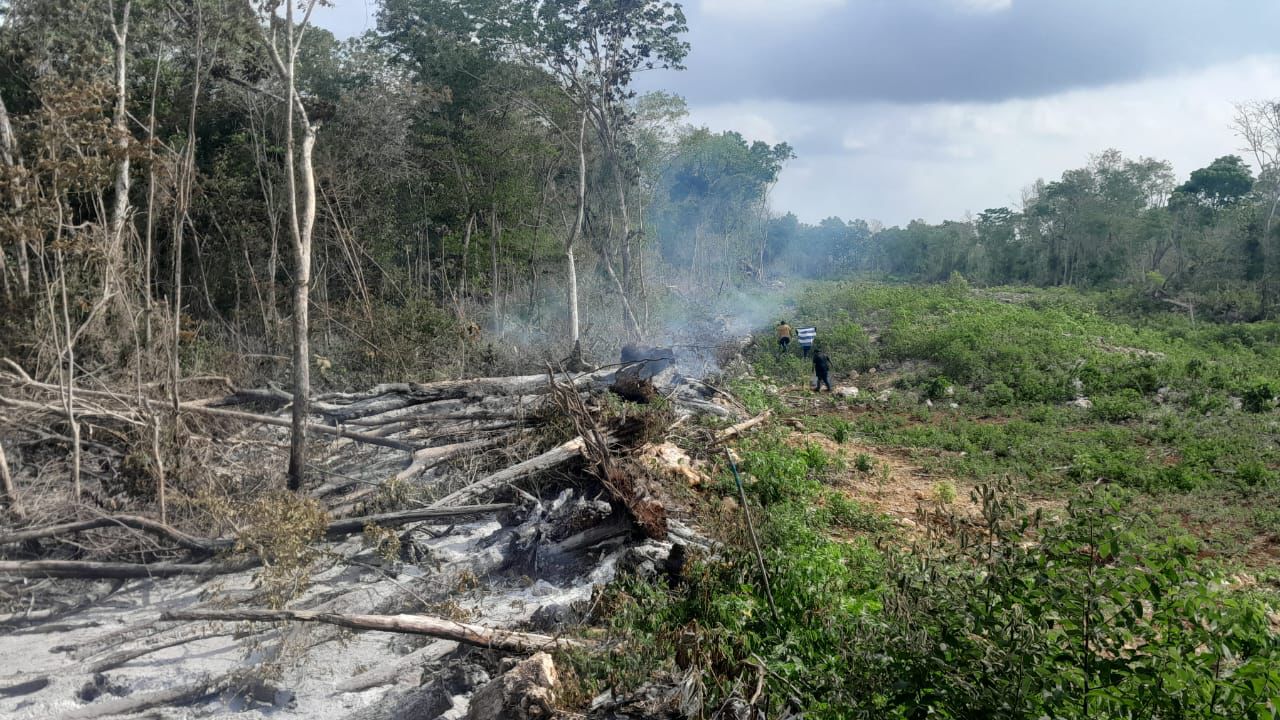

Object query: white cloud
[684,54,1280,225]
[950,0,1014,12]
[701,0,846,23]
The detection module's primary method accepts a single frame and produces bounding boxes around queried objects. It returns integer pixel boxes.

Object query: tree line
[774,134,1280,321]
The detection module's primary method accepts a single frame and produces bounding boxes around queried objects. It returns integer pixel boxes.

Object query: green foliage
[984,380,1016,407]
[585,455,1280,718]
[932,479,957,505]
[232,491,329,608]
[1089,389,1147,422]
[923,374,956,400]
[847,487,1280,719]
[1242,382,1277,413]
[854,452,874,473]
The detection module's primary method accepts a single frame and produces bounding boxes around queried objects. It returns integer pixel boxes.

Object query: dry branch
[0,559,258,579]
[550,370,667,539]
[429,436,588,508]
[0,504,513,554]
[0,514,231,552]
[59,671,240,720]
[161,608,588,652]
[0,627,236,699]
[394,435,511,482]
[0,369,413,451]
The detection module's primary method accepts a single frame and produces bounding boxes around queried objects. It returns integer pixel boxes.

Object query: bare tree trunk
[256,0,323,491]
[143,49,161,346]
[459,212,474,314]
[566,247,580,343]
[170,12,206,485]
[690,223,702,284]
[424,224,433,299]
[490,204,501,332]
[0,442,23,520]
[286,121,317,492]
[611,157,632,285]
[565,111,588,345]
[601,251,641,340]
[105,0,133,300]
[57,252,81,500]
[151,417,167,523]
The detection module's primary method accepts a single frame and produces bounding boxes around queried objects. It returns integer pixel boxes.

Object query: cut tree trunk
[160,608,588,652]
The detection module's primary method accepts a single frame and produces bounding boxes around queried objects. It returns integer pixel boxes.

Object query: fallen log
[429,436,588,508]
[186,404,414,451]
[160,608,588,652]
[714,410,772,443]
[323,503,512,538]
[394,436,512,482]
[0,558,257,579]
[320,368,616,423]
[0,504,512,554]
[1,373,414,452]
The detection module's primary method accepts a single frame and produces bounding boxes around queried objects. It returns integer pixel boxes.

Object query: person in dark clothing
[812,346,832,392]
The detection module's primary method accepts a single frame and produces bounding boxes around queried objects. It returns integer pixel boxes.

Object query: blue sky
[313,0,1280,225]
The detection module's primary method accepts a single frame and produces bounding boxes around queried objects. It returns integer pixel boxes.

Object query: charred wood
[160,608,589,652]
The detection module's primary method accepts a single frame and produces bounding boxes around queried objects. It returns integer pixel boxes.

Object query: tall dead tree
[565,110,587,346]
[105,0,133,299]
[249,0,322,490]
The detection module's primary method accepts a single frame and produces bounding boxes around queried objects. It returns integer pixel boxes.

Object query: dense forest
[4,1,1280,719]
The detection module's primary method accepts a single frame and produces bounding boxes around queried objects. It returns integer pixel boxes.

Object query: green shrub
[580,480,1280,719]
[983,380,1016,406]
[821,492,888,532]
[854,452,874,473]
[1242,382,1276,413]
[1236,460,1275,488]
[923,374,955,400]
[1089,389,1147,422]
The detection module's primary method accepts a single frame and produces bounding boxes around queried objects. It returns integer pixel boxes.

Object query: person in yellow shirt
[776,320,793,353]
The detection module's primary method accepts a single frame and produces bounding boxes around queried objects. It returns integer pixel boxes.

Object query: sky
[312,0,1280,226]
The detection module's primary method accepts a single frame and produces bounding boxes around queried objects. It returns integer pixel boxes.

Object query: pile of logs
[0,357,754,719]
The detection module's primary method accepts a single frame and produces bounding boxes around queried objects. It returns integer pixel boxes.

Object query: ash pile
[0,362,745,719]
